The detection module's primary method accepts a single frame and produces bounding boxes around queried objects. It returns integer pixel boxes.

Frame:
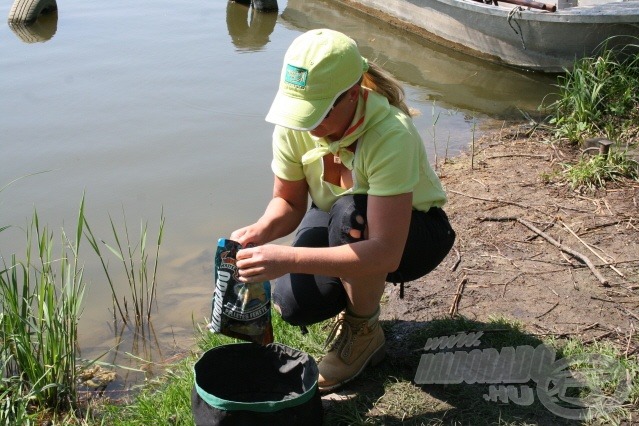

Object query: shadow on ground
[322,317,589,425]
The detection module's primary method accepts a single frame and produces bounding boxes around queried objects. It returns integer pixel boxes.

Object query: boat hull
[334,0,639,72]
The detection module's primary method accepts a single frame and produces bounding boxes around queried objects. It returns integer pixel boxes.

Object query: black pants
[272,195,455,326]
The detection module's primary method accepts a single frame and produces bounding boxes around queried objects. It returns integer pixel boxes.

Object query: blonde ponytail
[361,62,411,116]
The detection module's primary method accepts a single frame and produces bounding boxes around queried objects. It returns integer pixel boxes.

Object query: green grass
[545,44,639,144]
[549,337,639,424]
[92,314,638,426]
[542,44,639,190]
[96,312,329,425]
[0,199,87,425]
[561,150,639,190]
[343,316,638,425]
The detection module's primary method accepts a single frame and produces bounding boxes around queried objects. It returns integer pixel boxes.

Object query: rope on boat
[507,6,526,50]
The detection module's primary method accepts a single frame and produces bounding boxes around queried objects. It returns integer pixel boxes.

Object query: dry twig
[501,273,522,298]
[451,247,461,272]
[536,301,560,319]
[583,331,615,345]
[449,276,468,316]
[449,190,550,217]
[620,307,639,322]
[560,221,624,278]
[625,323,636,358]
[579,322,600,333]
[581,220,621,234]
[525,222,556,241]
[480,216,609,286]
[486,154,549,160]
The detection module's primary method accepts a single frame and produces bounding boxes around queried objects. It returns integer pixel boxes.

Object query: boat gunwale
[426,0,639,23]
[335,0,639,72]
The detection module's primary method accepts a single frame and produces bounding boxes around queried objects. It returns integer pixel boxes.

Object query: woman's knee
[272,274,346,326]
[272,278,305,325]
[328,195,368,246]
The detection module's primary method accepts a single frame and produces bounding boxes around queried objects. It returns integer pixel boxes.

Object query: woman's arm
[231,175,308,247]
[236,192,412,282]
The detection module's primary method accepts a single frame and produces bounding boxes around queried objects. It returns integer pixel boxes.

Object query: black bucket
[192,342,323,426]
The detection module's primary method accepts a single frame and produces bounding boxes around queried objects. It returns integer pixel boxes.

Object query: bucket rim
[193,342,319,413]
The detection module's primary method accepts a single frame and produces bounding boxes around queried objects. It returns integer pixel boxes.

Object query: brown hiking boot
[318,308,386,392]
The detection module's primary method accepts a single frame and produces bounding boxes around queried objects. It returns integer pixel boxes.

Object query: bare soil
[323,122,639,425]
[383,122,638,347]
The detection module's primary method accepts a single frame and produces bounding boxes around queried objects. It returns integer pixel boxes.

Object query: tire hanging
[8,0,57,24]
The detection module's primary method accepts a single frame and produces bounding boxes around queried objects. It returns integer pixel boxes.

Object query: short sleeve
[270,126,305,182]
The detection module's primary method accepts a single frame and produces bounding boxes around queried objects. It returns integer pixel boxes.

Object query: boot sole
[318,342,387,394]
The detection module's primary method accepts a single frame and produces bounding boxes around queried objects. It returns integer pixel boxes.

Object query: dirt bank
[384,121,639,355]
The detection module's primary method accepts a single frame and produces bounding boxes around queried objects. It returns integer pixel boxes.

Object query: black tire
[8,0,57,24]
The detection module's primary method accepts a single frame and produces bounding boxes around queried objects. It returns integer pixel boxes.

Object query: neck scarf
[301,90,369,170]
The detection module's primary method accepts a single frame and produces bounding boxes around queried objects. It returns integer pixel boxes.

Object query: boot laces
[324,316,366,359]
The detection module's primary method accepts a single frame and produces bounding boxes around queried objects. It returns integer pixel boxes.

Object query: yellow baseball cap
[265,29,368,131]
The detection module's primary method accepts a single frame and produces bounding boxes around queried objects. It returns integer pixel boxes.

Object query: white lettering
[210,270,231,332]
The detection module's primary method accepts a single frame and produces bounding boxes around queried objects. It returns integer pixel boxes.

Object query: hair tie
[362,57,369,73]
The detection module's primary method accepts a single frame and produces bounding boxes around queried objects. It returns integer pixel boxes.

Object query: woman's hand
[230,224,266,247]
[235,244,295,283]
[230,176,309,248]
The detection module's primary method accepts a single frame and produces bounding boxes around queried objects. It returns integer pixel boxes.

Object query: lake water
[0,0,557,387]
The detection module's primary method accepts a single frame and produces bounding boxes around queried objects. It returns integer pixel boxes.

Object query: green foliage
[1,178,166,423]
[0,199,87,423]
[543,44,639,189]
[196,310,328,359]
[545,44,639,143]
[562,151,639,190]
[0,366,37,425]
[326,396,380,425]
[84,208,165,326]
[546,338,639,424]
[100,360,195,425]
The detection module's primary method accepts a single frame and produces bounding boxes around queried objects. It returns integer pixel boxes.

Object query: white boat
[330,0,639,72]
[280,0,558,116]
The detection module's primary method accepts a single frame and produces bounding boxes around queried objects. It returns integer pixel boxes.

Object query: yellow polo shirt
[271,89,447,213]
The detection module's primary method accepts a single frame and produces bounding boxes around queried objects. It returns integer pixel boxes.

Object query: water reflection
[280,0,557,118]
[226,1,277,52]
[8,10,57,43]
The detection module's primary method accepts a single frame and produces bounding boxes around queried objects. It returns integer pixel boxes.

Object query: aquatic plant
[84,208,165,326]
[0,199,87,423]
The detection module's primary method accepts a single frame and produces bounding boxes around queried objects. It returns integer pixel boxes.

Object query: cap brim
[265,91,333,131]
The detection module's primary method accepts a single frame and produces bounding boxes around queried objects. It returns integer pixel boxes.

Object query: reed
[1,174,166,422]
[426,102,459,171]
[85,208,165,325]
[0,199,87,423]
